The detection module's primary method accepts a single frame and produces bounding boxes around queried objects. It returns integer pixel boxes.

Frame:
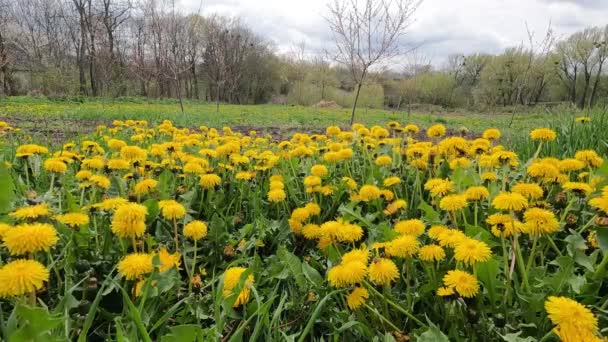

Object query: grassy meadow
[0,97,607,341]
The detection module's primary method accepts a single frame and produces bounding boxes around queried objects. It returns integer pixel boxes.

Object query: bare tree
[326,0,422,124]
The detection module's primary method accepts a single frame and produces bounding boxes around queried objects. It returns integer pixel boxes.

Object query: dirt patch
[313,100,341,109]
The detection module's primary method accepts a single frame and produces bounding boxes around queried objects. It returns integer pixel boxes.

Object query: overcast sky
[182,0,608,67]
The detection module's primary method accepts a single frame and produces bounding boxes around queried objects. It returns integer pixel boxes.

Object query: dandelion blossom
[341,248,370,265]
[443,270,479,298]
[200,173,221,189]
[223,267,254,307]
[157,248,181,272]
[55,212,89,228]
[492,192,528,211]
[111,203,148,239]
[346,287,369,310]
[394,219,425,236]
[327,261,367,287]
[419,244,446,262]
[184,221,208,240]
[385,235,420,258]
[9,204,50,220]
[439,194,468,212]
[530,128,556,141]
[522,208,559,236]
[454,238,491,265]
[368,258,399,285]
[118,253,153,280]
[134,179,158,196]
[3,223,58,255]
[158,200,186,220]
[545,296,599,341]
[0,260,49,298]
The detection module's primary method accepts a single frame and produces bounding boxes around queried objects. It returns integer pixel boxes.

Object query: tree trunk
[216,82,221,113]
[571,66,577,104]
[589,60,604,108]
[579,66,591,108]
[78,12,87,95]
[191,60,199,99]
[350,82,363,125]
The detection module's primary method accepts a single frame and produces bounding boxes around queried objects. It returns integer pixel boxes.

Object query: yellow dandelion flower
[341,248,370,264]
[575,150,604,168]
[184,221,208,240]
[492,192,528,211]
[9,204,50,220]
[120,145,147,163]
[385,235,420,258]
[437,286,455,297]
[89,175,111,190]
[482,128,501,140]
[375,155,392,166]
[93,197,129,211]
[55,212,90,228]
[562,182,593,196]
[394,219,425,236]
[464,186,489,201]
[134,179,158,196]
[346,286,369,310]
[267,189,286,202]
[327,261,367,288]
[530,128,556,141]
[384,199,407,215]
[223,267,254,307]
[427,124,446,138]
[200,173,221,189]
[439,194,468,212]
[545,296,599,341]
[3,223,58,255]
[118,253,153,280]
[0,259,49,298]
[512,183,544,200]
[158,200,186,220]
[111,203,148,239]
[43,158,68,174]
[383,176,401,187]
[454,238,491,265]
[437,229,466,248]
[157,248,181,272]
[368,258,399,285]
[419,244,446,262]
[443,270,479,298]
[522,208,560,236]
[428,225,449,240]
[358,185,381,202]
[311,164,329,177]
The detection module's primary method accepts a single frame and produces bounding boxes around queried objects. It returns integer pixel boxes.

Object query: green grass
[1,96,606,159]
[0,96,577,132]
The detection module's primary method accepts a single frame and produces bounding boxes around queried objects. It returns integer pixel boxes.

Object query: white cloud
[180,0,608,66]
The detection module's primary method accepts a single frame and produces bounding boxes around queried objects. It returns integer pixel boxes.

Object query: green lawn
[0,96,575,134]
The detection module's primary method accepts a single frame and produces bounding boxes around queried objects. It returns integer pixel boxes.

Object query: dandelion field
[0,112,607,341]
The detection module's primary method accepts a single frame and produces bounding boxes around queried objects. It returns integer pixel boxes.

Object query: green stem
[526,235,539,274]
[547,237,563,257]
[364,281,427,328]
[578,214,597,234]
[49,173,55,193]
[363,303,400,331]
[514,237,530,292]
[593,252,608,280]
[188,240,198,295]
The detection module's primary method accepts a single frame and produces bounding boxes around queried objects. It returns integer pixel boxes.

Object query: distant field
[0,96,581,140]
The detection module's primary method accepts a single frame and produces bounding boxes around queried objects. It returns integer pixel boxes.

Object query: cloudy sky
[182,0,608,66]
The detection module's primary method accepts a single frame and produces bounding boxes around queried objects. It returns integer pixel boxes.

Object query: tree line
[0,0,606,111]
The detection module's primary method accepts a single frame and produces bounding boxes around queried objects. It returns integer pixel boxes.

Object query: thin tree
[326,0,422,124]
